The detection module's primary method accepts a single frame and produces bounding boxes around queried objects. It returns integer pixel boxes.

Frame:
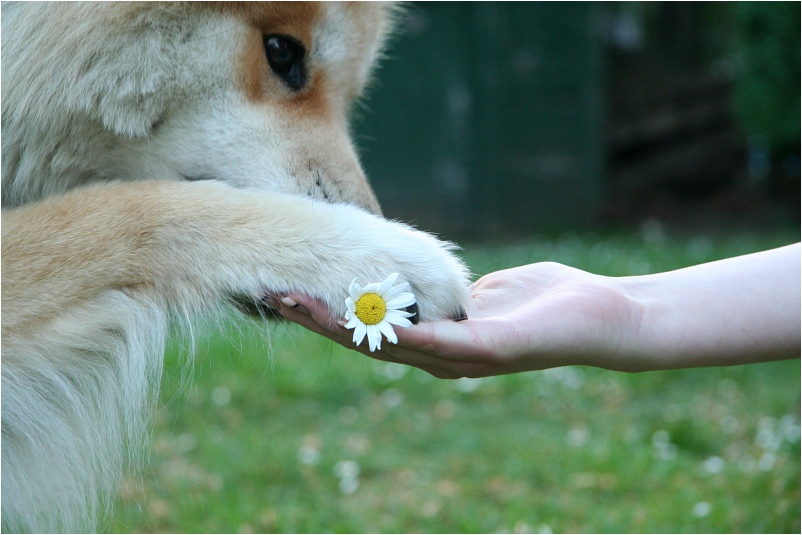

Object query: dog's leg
[3,180,470,336]
[1,179,470,532]
[1,292,166,533]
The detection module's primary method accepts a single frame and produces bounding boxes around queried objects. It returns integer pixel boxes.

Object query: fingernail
[280,296,298,308]
[337,319,347,327]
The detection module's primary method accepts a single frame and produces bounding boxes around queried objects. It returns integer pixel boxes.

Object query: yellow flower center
[354,293,386,325]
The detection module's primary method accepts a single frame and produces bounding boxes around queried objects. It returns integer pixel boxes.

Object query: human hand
[276,262,641,378]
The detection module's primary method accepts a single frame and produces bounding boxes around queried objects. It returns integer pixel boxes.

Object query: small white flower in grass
[692,501,712,518]
[344,273,416,352]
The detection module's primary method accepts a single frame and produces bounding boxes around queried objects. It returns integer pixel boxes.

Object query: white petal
[367,325,381,352]
[384,307,414,319]
[377,321,398,344]
[385,292,416,310]
[353,322,367,346]
[348,279,363,301]
[344,316,360,329]
[377,273,400,297]
[362,282,382,294]
[345,297,356,314]
[384,311,413,328]
[381,282,410,302]
[386,306,413,317]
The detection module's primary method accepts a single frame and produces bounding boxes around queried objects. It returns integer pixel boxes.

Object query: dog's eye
[263,35,306,92]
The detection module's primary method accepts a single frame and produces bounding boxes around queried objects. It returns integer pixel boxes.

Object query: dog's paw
[234,199,472,326]
[320,212,473,324]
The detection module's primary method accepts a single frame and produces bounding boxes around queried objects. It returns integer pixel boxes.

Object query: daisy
[343,273,416,352]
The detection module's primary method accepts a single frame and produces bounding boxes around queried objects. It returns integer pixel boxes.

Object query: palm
[442,263,634,373]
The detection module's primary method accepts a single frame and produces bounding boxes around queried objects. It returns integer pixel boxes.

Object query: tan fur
[1,2,470,531]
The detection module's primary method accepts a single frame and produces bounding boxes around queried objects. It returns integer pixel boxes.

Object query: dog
[1,3,471,531]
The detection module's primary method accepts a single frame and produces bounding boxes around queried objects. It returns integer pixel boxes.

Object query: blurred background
[354,1,800,239]
[114,2,800,533]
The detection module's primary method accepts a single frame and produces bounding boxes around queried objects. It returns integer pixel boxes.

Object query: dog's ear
[64,4,192,139]
[2,3,178,140]
[88,76,171,139]
[80,34,177,139]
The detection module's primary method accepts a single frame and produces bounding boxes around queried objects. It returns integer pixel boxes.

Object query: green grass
[112,229,800,533]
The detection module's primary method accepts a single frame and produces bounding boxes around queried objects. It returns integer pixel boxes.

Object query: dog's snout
[301,162,382,216]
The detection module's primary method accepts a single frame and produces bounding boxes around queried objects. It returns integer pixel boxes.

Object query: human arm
[277,244,800,378]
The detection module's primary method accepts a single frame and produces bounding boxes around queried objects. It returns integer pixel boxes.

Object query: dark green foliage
[731,2,801,152]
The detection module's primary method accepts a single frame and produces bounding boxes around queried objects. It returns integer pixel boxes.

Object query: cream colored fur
[1,2,470,532]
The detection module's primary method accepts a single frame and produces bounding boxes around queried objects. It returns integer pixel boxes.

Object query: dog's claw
[405,303,419,325]
[232,295,283,320]
[404,304,466,324]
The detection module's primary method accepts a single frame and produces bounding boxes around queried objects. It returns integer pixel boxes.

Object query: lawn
[112,229,800,533]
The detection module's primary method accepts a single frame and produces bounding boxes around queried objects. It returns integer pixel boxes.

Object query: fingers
[276,293,401,362]
[393,319,477,356]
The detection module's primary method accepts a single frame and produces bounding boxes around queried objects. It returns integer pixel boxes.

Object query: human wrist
[602,274,671,372]
[549,273,654,373]
[615,271,714,372]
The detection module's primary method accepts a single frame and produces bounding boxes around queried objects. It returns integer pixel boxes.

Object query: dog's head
[1,2,397,213]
